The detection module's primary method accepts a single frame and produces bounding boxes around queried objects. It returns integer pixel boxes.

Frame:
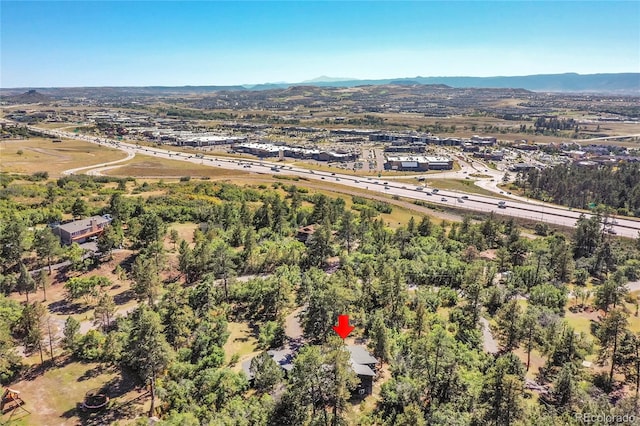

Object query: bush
[534,223,549,236]
[180,176,191,182]
[75,330,106,361]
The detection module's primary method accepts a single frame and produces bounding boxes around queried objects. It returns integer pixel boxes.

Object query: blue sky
[1,1,639,87]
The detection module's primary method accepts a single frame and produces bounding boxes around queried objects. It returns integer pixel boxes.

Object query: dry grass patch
[429,179,507,198]
[104,156,251,179]
[0,137,127,177]
[225,322,259,373]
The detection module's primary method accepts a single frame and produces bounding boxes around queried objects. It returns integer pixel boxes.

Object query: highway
[14,122,640,239]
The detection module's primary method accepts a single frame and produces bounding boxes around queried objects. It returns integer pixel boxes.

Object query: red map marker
[332,314,354,339]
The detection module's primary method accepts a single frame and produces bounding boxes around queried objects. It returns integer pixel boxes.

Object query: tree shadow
[19,355,74,382]
[113,289,135,306]
[48,299,91,315]
[77,364,108,382]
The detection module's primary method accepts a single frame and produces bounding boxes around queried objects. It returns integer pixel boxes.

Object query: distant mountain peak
[302,76,355,83]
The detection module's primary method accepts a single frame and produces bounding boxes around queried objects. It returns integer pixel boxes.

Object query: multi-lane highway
[14,122,640,239]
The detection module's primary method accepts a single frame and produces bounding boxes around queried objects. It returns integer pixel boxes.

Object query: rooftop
[56,215,111,234]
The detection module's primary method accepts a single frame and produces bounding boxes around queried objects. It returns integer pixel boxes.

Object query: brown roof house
[53,215,112,245]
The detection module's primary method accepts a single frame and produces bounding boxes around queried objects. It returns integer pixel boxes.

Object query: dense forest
[1,173,640,425]
[513,162,640,216]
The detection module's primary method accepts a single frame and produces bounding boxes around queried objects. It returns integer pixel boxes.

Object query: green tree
[250,351,284,393]
[324,337,359,426]
[0,217,28,273]
[132,255,161,305]
[64,243,85,271]
[212,240,236,303]
[595,275,628,314]
[369,311,392,363]
[136,211,167,267]
[94,291,116,331]
[97,221,123,260]
[35,269,48,301]
[64,276,110,306]
[17,263,36,303]
[33,227,61,275]
[337,210,357,254]
[521,306,542,371]
[477,353,525,426]
[598,308,629,385]
[17,302,46,364]
[71,197,88,218]
[494,299,523,352]
[62,316,80,352]
[169,228,179,251]
[124,305,174,417]
[159,284,194,350]
[305,224,333,268]
[551,362,580,412]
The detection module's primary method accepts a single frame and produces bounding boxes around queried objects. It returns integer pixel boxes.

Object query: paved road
[13,121,640,238]
[480,317,499,354]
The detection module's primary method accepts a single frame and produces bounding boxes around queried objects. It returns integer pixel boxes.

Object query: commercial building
[233,142,357,162]
[53,215,113,245]
[384,155,453,171]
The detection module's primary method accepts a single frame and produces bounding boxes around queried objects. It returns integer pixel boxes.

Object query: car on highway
[498,201,507,209]
[415,187,423,191]
[331,173,336,176]
[336,178,340,181]
[441,197,448,202]
[457,198,464,203]
[432,189,439,193]
[606,228,617,235]
[461,195,469,200]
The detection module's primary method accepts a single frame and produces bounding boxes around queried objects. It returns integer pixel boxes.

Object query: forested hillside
[1,173,640,425]
[514,163,640,216]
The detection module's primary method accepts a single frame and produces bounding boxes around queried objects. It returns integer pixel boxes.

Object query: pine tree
[369,311,392,363]
[250,351,284,393]
[494,299,523,352]
[17,263,36,303]
[598,308,629,385]
[124,305,174,417]
[34,227,61,274]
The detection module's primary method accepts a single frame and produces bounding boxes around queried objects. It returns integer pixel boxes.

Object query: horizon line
[2,71,639,90]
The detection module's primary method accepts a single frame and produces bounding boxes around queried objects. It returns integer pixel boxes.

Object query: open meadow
[0,137,127,177]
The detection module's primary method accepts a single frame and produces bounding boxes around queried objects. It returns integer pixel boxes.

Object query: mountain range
[1,73,638,96]
[248,73,639,94]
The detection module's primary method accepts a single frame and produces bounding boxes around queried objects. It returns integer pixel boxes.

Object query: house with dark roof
[346,345,378,396]
[53,215,112,245]
[242,348,296,382]
[242,344,378,397]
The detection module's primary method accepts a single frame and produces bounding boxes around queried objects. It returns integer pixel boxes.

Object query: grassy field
[0,137,127,177]
[104,155,252,179]
[1,360,145,426]
[428,179,509,198]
